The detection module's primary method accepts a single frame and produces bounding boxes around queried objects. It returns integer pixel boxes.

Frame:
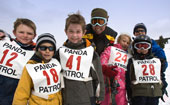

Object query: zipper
[151,84,154,96]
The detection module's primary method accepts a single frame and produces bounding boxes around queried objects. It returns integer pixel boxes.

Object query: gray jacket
[57,39,105,105]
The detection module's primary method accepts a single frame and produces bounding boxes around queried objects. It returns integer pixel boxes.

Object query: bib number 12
[0,49,18,67]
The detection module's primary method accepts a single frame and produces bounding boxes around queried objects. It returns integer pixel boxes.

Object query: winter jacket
[126,56,165,99]
[56,38,105,105]
[0,36,35,105]
[100,44,129,105]
[151,40,168,89]
[12,54,62,105]
[83,24,117,56]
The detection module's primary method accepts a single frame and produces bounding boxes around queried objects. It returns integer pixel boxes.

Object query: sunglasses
[39,46,55,51]
[134,42,151,50]
[91,17,107,26]
[135,30,145,33]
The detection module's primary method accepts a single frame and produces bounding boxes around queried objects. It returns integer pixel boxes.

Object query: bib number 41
[66,55,81,71]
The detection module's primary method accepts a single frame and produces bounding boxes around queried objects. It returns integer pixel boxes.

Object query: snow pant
[115,89,127,105]
[131,96,159,105]
[0,75,19,105]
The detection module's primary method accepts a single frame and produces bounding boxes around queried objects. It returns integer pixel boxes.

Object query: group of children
[0,9,168,105]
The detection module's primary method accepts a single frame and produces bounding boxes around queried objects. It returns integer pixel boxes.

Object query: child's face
[65,24,85,44]
[119,36,130,51]
[13,24,36,44]
[38,42,54,61]
[137,49,149,54]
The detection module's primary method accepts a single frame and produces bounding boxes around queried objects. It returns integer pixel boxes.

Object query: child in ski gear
[56,13,105,105]
[133,23,168,102]
[126,35,167,105]
[100,34,131,105]
[115,34,131,105]
[13,33,62,105]
[83,8,117,56]
[0,18,36,105]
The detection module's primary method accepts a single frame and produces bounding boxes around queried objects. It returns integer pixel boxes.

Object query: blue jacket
[151,39,168,89]
[152,40,168,69]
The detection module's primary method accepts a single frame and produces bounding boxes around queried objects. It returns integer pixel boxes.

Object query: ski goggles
[91,17,107,26]
[39,46,55,51]
[134,42,151,50]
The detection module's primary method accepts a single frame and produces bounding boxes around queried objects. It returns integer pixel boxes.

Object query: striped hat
[36,33,56,51]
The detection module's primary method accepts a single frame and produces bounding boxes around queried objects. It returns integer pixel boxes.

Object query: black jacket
[83,24,117,56]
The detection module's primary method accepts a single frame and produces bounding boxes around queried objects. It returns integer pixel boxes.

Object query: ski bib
[132,58,161,83]
[59,46,94,81]
[26,58,61,98]
[108,47,131,71]
[0,37,34,79]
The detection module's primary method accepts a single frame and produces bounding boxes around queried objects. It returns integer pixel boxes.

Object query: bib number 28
[142,64,155,76]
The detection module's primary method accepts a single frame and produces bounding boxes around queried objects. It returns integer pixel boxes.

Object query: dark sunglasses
[134,42,151,50]
[135,30,145,33]
[39,46,54,51]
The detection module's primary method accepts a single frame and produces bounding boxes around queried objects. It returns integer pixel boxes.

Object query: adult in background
[83,8,117,56]
[83,8,118,105]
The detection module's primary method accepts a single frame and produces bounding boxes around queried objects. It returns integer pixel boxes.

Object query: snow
[159,42,170,105]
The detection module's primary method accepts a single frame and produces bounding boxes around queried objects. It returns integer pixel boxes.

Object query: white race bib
[59,46,94,81]
[26,58,61,97]
[0,37,34,79]
[133,58,161,83]
[108,47,131,71]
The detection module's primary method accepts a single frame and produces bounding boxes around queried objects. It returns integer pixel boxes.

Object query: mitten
[161,89,168,102]
[102,65,118,78]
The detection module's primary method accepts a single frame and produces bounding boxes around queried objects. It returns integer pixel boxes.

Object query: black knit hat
[133,23,147,34]
[91,8,108,18]
[36,33,56,51]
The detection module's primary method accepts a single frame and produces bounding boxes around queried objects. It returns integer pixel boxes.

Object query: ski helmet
[132,35,152,59]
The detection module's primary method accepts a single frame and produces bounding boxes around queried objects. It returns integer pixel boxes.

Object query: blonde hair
[117,34,132,44]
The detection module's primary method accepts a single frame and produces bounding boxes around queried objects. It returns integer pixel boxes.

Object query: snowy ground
[159,43,170,105]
